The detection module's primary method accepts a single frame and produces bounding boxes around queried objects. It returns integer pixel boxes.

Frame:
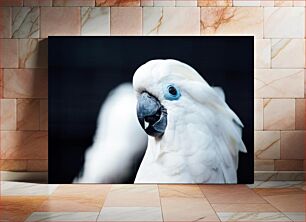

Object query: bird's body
[133,59,246,183]
[74,83,147,183]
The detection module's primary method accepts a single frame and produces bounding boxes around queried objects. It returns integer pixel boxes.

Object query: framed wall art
[48,36,254,184]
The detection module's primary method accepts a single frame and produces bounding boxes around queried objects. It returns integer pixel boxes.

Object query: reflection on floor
[0,181,305,221]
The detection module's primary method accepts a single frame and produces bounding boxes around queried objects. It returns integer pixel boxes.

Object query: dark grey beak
[137,92,167,138]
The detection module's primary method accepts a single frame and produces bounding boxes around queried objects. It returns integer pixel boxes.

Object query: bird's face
[133,59,205,138]
[136,83,181,137]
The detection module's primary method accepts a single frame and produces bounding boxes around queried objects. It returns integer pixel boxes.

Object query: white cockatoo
[133,59,247,183]
[74,83,147,183]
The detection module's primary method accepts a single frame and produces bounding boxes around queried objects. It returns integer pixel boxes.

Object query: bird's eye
[168,86,177,95]
[164,84,181,101]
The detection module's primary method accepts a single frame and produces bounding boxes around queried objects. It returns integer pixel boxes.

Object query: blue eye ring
[163,84,181,101]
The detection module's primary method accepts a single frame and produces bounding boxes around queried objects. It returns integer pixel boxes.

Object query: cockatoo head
[133,59,246,183]
[133,59,210,138]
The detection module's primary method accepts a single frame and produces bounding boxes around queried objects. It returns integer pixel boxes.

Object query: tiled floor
[0,181,305,221]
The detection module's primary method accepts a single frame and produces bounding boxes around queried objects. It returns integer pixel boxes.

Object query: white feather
[133,59,247,184]
[74,83,147,183]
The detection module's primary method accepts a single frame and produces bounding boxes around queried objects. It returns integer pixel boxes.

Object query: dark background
[48,36,254,184]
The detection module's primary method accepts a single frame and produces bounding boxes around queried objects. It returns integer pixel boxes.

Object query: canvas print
[48,37,254,184]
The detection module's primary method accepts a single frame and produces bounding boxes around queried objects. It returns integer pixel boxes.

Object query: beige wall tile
[143,7,200,35]
[27,159,48,171]
[200,185,266,203]
[259,189,305,212]
[264,7,305,38]
[96,0,140,6]
[254,171,304,180]
[53,0,95,6]
[12,7,39,38]
[281,131,304,159]
[154,0,175,6]
[4,69,48,98]
[218,212,293,221]
[295,99,305,130]
[256,69,304,98]
[0,159,27,171]
[81,7,110,36]
[200,7,263,38]
[98,207,162,221]
[263,99,295,130]
[1,131,48,159]
[17,99,40,130]
[305,70,306,98]
[103,185,160,207]
[45,185,110,212]
[0,7,11,38]
[41,7,80,38]
[233,0,260,6]
[110,7,142,35]
[40,99,48,130]
[159,185,204,198]
[0,99,16,130]
[255,99,263,130]
[272,39,305,68]
[260,0,274,6]
[198,0,232,6]
[36,197,103,214]
[0,39,18,68]
[255,160,274,171]
[274,0,293,6]
[24,0,52,6]
[275,160,304,171]
[256,39,271,68]
[0,69,3,98]
[255,131,280,160]
[176,0,197,6]
[161,197,219,221]
[293,0,305,6]
[0,0,22,6]
[52,184,110,198]
[19,39,48,68]
[261,188,305,197]
[37,197,104,212]
[141,0,153,6]
[212,203,278,212]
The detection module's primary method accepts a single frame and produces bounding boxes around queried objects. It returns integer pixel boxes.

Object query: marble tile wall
[0,0,304,180]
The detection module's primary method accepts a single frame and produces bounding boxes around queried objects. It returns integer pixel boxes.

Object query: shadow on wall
[1,39,48,183]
